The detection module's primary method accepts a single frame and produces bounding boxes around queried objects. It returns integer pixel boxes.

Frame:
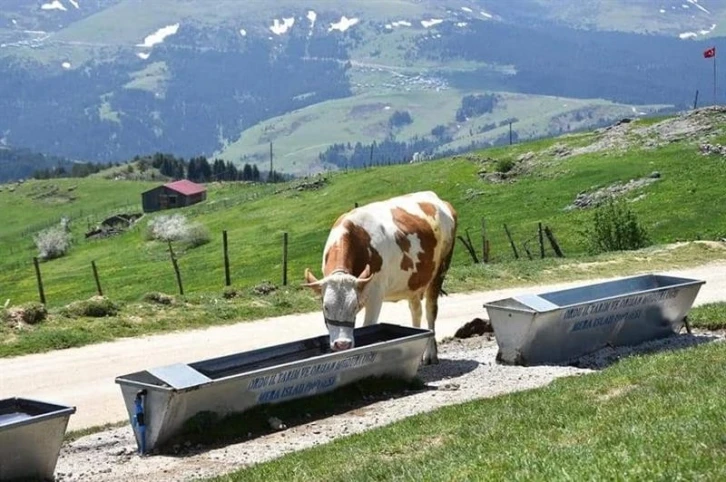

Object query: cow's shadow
[152,355,480,459]
[417,357,480,383]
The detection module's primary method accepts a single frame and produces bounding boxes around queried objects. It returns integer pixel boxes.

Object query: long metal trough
[115,323,432,454]
[483,274,705,366]
[0,397,76,482]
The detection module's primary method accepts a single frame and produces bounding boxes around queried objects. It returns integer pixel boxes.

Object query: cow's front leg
[408,296,423,328]
[361,292,383,327]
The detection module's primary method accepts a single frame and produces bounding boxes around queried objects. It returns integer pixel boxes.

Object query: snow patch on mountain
[137,24,180,48]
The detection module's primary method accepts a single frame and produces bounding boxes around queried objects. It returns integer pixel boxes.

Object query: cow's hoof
[421,352,439,365]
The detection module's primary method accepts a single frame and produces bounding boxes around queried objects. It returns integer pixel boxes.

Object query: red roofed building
[141,179,208,213]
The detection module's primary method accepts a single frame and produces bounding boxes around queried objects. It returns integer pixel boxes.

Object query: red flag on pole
[704,47,716,58]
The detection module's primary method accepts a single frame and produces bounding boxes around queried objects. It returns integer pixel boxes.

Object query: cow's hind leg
[422,242,455,365]
[422,292,440,365]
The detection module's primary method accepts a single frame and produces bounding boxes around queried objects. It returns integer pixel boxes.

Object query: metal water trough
[0,397,76,482]
[483,274,705,366]
[115,323,432,454]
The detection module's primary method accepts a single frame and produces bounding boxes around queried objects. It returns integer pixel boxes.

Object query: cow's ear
[355,264,373,292]
[303,268,323,296]
[358,264,372,282]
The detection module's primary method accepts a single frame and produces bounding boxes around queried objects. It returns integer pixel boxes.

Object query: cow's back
[323,191,457,300]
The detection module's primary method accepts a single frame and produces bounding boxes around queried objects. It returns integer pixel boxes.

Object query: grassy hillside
[3,108,726,356]
[3,108,726,305]
[217,89,666,174]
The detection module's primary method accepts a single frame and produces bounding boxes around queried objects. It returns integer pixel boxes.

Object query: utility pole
[269,142,273,182]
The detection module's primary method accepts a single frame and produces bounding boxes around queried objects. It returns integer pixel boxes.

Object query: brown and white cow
[303,191,458,365]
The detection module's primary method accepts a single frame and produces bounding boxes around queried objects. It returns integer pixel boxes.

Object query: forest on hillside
[422,21,706,107]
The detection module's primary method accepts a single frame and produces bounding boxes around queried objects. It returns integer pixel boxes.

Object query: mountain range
[0,0,724,179]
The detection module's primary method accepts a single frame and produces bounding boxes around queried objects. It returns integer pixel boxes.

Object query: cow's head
[303,265,373,352]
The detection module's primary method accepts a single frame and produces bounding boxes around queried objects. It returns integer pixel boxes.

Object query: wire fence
[5,210,567,309]
[7,225,334,308]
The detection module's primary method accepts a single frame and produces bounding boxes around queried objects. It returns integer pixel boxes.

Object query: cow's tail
[436,202,458,298]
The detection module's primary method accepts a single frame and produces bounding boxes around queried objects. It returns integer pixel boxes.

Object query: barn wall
[141,186,165,212]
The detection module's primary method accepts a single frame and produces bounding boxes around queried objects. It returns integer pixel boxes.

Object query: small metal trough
[0,397,76,482]
[115,323,432,454]
[483,274,705,366]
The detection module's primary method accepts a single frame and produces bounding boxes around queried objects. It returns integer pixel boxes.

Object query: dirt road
[2,262,725,431]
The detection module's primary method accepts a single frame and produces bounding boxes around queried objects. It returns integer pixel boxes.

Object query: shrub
[495,158,515,173]
[17,302,48,324]
[582,198,650,254]
[222,287,240,299]
[146,214,210,247]
[2,302,47,326]
[184,223,211,247]
[142,292,175,305]
[62,296,120,318]
[33,225,71,260]
[252,281,278,296]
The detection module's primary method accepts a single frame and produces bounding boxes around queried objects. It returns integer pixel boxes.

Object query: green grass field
[211,327,726,481]
[3,112,726,357]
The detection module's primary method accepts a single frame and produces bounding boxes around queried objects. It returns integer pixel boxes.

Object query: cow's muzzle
[325,317,356,351]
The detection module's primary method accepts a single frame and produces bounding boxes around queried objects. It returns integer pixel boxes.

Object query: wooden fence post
[167,241,184,295]
[457,228,480,264]
[538,222,545,259]
[544,226,565,258]
[223,230,231,286]
[33,257,46,304]
[91,260,103,296]
[481,218,490,263]
[522,239,534,260]
[503,224,519,259]
[282,232,289,286]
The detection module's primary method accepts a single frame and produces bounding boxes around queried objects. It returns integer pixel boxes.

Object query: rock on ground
[565,174,661,210]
